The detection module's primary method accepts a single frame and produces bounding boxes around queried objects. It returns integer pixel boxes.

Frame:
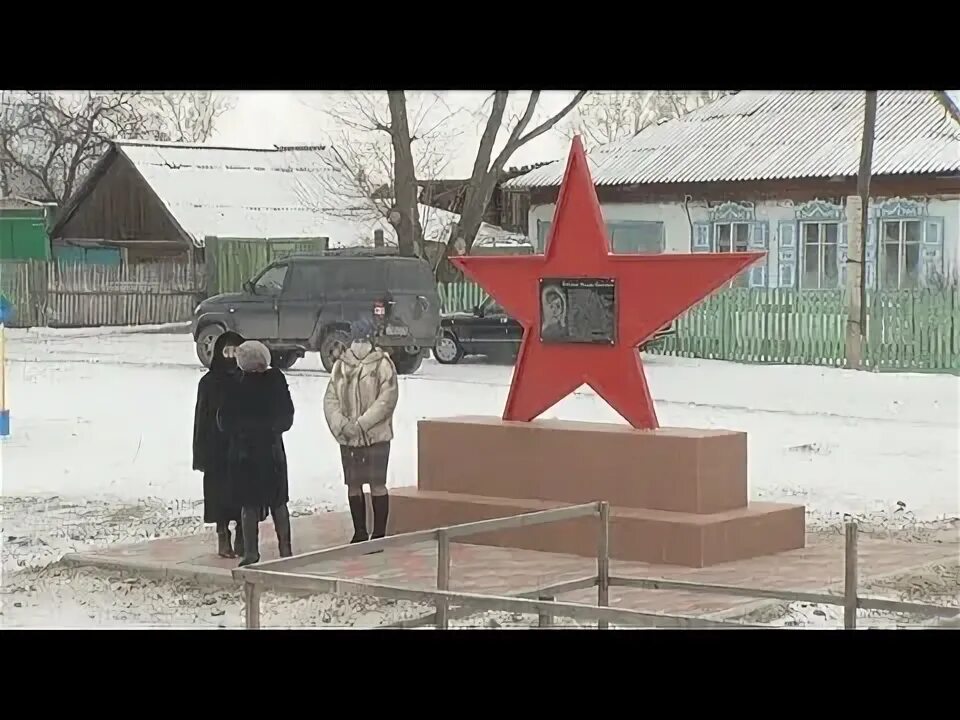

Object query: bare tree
[447,90,587,257]
[139,92,234,144]
[562,91,660,148]
[0,91,233,204]
[294,91,462,257]
[386,91,424,258]
[563,90,730,150]
[307,90,585,263]
[933,91,960,130]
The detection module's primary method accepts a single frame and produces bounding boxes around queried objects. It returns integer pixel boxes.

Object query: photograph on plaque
[539,277,617,345]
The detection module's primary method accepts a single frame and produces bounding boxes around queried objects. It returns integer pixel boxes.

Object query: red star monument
[450,136,764,430]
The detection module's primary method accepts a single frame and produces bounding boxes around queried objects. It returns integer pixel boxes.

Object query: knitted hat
[235,340,271,373]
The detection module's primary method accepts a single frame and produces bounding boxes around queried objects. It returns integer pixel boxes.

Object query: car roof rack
[285,249,425,260]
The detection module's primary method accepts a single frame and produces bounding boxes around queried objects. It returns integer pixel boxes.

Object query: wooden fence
[438,282,488,314]
[439,282,960,372]
[0,260,204,328]
[4,260,956,371]
[205,236,329,296]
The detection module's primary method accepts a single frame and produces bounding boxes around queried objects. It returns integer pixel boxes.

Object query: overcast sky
[211,90,960,179]
[210,91,579,178]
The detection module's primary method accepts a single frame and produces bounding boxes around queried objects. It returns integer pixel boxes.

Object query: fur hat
[236,340,271,373]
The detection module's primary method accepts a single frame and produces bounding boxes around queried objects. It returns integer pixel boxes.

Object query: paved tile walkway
[64,511,958,622]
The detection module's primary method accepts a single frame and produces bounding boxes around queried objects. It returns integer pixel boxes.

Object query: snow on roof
[418,204,460,244]
[504,91,960,190]
[0,196,54,210]
[114,141,390,248]
[404,204,529,248]
[65,140,523,251]
[474,222,530,247]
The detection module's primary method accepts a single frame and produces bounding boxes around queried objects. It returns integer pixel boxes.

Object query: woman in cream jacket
[323,317,399,544]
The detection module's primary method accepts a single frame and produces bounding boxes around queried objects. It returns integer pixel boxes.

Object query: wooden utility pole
[845,91,878,370]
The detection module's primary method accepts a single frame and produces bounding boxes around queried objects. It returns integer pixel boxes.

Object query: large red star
[450,137,764,429]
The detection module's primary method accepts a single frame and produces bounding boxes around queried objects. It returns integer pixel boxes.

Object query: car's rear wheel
[320,330,350,373]
[271,351,300,370]
[196,324,225,368]
[392,350,424,375]
[433,334,464,365]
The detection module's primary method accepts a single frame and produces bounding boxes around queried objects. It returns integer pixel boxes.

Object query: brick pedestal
[389,416,805,567]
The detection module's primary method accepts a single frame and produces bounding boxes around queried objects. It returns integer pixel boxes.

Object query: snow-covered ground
[5,326,958,521]
[2,326,958,628]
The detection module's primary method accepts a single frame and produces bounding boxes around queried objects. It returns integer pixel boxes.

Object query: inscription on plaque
[539,277,617,345]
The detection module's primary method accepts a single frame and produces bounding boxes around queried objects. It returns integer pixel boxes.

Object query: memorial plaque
[539,277,616,345]
[451,135,763,428]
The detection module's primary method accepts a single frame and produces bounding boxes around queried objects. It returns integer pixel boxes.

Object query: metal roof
[115,142,391,248]
[108,142,507,250]
[503,91,960,189]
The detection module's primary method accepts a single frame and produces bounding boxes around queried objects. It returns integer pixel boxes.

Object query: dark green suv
[191,254,441,374]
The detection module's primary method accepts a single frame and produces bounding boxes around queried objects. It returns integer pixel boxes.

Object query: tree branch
[492,90,586,170]
[933,91,960,129]
[0,91,232,203]
[469,91,508,183]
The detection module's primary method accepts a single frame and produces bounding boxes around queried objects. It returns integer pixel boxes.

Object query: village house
[49,140,526,267]
[5,139,527,327]
[503,91,960,291]
[417,162,551,236]
[0,196,55,260]
[48,141,391,265]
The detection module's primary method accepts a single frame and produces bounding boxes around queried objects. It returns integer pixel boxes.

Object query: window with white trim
[800,221,840,289]
[536,220,665,254]
[714,222,750,253]
[608,221,664,254]
[714,222,750,287]
[777,199,845,291]
[701,202,762,288]
[879,218,922,289]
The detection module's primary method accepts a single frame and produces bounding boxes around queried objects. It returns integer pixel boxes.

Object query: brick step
[389,488,805,568]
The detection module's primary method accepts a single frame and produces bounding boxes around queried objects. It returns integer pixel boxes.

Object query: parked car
[433,295,676,365]
[192,254,441,374]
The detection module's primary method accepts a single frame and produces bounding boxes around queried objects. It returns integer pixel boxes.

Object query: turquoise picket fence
[438,282,488,314]
[438,282,960,371]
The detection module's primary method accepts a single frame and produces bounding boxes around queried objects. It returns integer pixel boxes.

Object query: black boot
[348,493,368,544]
[371,492,389,540]
[237,507,261,567]
[272,504,293,558]
[232,520,244,558]
[216,522,235,558]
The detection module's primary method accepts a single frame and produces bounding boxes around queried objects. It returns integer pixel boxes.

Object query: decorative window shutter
[837,221,848,287]
[692,222,712,252]
[748,222,768,287]
[865,220,878,289]
[922,217,945,285]
[777,221,797,288]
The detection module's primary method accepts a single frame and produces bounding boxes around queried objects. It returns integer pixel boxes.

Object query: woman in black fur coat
[192,331,244,557]
[218,340,295,566]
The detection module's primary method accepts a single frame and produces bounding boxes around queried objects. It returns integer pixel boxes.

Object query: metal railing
[610,523,957,628]
[234,510,958,630]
